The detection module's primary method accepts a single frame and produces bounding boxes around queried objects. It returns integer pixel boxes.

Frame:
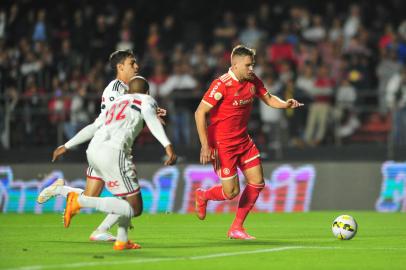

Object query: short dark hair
[109,50,135,71]
[128,76,149,94]
[231,45,256,58]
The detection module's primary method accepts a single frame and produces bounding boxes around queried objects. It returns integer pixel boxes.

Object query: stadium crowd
[1,0,406,152]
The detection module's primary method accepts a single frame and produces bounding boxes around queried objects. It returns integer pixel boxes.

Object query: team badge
[223,168,230,175]
[214,92,223,100]
[250,86,256,94]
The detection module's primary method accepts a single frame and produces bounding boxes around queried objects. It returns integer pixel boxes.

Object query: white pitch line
[189,246,302,260]
[3,246,406,270]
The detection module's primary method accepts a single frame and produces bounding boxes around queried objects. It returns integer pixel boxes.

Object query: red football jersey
[202,69,268,146]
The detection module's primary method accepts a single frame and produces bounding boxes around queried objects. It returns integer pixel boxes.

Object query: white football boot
[37,178,65,204]
[89,230,117,242]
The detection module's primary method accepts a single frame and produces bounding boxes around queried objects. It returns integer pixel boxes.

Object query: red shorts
[211,138,261,180]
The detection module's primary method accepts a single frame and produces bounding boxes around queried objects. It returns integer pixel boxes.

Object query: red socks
[231,183,265,229]
[203,185,228,201]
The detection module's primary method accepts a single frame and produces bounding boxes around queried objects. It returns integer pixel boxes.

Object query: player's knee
[224,188,240,199]
[132,207,143,217]
[131,204,143,217]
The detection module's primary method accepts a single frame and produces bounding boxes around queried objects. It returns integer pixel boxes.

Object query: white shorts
[86,144,140,197]
[86,166,103,181]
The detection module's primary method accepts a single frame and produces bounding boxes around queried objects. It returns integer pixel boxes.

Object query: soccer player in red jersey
[194,45,303,240]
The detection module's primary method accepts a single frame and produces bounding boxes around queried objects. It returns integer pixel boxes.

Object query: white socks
[116,216,131,242]
[56,186,84,197]
[96,214,120,232]
[77,195,134,218]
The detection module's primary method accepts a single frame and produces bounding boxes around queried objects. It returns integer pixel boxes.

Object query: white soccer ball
[331,215,358,240]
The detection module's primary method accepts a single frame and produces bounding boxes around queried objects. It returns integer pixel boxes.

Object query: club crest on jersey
[250,86,256,94]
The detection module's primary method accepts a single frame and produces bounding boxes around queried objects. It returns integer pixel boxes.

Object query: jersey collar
[228,68,239,82]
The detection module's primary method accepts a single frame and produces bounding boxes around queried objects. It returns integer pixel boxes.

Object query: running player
[37,50,157,241]
[63,76,177,250]
[194,45,303,239]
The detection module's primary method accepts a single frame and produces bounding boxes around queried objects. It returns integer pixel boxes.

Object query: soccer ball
[332,215,357,240]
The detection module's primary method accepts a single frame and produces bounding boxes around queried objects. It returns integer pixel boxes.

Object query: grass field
[1,212,405,270]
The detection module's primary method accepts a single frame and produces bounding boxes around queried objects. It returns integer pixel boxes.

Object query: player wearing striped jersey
[63,76,177,250]
[37,50,148,242]
[194,45,303,240]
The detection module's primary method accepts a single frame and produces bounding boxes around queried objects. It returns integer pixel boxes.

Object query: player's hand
[52,145,67,162]
[200,145,212,164]
[286,99,304,109]
[157,107,167,117]
[158,116,166,126]
[164,144,177,165]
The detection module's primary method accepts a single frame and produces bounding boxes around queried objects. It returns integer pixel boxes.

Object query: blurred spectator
[64,85,90,140]
[379,24,395,50]
[160,61,198,145]
[343,4,361,44]
[376,48,402,113]
[304,65,334,145]
[267,34,296,72]
[328,18,343,42]
[259,74,283,156]
[23,76,47,145]
[386,68,406,145]
[239,15,264,48]
[48,79,70,125]
[116,20,134,51]
[148,62,168,100]
[32,10,47,42]
[334,79,359,139]
[0,85,19,149]
[213,11,237,48]
[302,15,326,43]
[160,15,177,52]
[0,10,5,39]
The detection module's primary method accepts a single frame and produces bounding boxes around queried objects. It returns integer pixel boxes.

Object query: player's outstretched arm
[195,101,212,165]
[260,93,304,109]
[64,122,97,149]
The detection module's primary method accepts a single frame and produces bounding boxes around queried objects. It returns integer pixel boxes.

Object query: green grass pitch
[1,212,405,270]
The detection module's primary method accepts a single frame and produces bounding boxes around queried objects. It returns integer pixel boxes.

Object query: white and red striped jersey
[65,79,128,149]
[89,93,171,153]
[100,79,128,112]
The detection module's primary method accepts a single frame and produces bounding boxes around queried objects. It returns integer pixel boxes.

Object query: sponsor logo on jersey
[232,98,254,106]
[209,82,221,98]
[223,168,230,175]
[214,92,222,100]
[107,180,120,188]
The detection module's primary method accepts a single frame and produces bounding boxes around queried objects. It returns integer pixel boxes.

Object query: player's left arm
[259,93,303,109]
[254,76,303,109]
[141,96,177,165]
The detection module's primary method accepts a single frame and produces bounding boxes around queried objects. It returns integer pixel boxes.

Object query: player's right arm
[52,121,98,162]
[195,79,225,164]
[52,88,112,162]
[195,102,212,164]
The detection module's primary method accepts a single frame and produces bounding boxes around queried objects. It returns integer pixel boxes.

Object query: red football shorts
[211,138,261,180]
